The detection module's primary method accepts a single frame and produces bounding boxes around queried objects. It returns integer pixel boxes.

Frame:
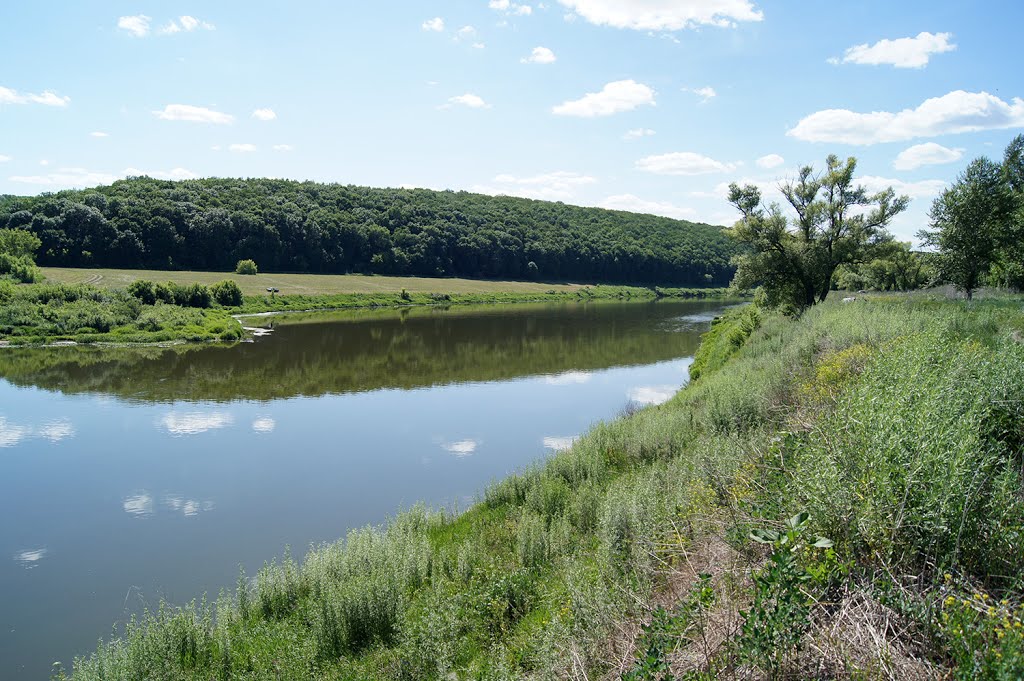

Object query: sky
[2,0,1023,243]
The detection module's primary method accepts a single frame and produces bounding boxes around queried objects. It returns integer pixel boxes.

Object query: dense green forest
[0,178,737,285]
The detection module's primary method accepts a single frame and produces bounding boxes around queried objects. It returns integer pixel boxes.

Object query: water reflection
[251,417,276,433]
[0,417,29,447]
[159,411,234,436]
[442,439,480,457]
[627,385,678,406]
[544,371,592,385]
[542,436,579,451]
[0,416,74,447]
[38,420,74,443]
[123,492,154,517]
[163,495,214,517]
[14,549,47,567]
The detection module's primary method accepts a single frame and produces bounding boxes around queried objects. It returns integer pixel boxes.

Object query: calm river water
[0,299,730,678]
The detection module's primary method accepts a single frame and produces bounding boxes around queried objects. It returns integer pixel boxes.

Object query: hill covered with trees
[0,178,737,286]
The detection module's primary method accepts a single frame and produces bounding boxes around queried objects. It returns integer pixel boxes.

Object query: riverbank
[2,270,734,345]
[58,293,1024,679]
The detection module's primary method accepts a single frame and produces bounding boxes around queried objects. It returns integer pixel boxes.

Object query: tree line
[0,178,738,286]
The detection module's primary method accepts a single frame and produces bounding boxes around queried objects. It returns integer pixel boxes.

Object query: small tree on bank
[727,155,908,312]
[235,259,258,275]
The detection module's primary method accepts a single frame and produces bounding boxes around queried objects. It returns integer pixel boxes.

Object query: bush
[235,259,258,275]
[0,252,39,282]
[211,280,243,307]
[127,280,158,305]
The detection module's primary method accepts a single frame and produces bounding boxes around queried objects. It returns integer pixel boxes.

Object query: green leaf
[749,529,778,544]
[787,511,810,530]
[812,537,834,548]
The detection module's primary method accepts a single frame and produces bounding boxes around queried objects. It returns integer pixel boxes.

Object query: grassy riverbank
[2,269,732,344]
[58,294,1024,679]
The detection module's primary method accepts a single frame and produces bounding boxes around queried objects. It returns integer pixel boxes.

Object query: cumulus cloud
[9,168,121,187]
[123,167,199,180]
[117,14,151,37]
[153,104,234,124]
[636,151,737,176]
[830,31,955,69]
[90,131,109,138]
[685,86,717,103]
[0,85,70,107]
[422,17,445,31]
[272,144,294,152]
[858,176,946,199]
[160,411,233,436]
[624,128,656,140]
[787,90,1024,145]
[628,385,677,405]
[228,143,257,152]
[552,79,655,117]
[445,93,490,109]
[489,0,533,15]
[159,15,215,34]
[522,46,556,63]
[0,155,10,162]
[473,171,597,200]
[893,142,964,170]
[755,153,785,169]
[442,439,479,456]
[251,108,276,121]
[599,194,697,220]
[557,0,763,30]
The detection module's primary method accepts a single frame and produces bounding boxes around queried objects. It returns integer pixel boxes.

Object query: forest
[0,178,738,286]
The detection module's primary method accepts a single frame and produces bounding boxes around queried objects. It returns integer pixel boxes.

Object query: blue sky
[2,1,1023,243]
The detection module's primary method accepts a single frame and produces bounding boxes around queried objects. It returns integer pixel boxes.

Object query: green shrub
[210,279,243,307]
[127,280,157,305]
[235,259,258,275]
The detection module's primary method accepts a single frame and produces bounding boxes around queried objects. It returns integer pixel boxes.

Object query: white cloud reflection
[0,416,74,447]
[160,411,233,435]
[544,371,592,385]
[627,385,677,406]
[123,492,154,516]
[252,417,276,433]
[124,491,213,517]
[0,417,30,447]
[163,495,214,517]
[14,548,47,567]
[543,435,579,451]
[37,419,74,442]
[443,439,479,457]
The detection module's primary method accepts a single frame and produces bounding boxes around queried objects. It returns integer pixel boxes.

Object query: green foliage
[0,177,738,286]
[727,154,908,311]
[689,305,759,381]
[235,258,258,275]
[940,589,1024,679]
[210,279,243,306]
[0,227,42,282]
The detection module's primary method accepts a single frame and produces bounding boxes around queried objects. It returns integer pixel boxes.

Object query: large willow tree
[727,155,909,311]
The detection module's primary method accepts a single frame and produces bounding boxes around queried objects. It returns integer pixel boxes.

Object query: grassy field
[39,267,593,297]
[60,294,1024,679]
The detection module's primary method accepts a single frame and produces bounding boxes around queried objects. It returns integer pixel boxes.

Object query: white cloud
[251,108,276,121]
[153,104,234,124]
[0,155,10,162]
[755,153,785,169]
[443,439,479,456]
[446,93,490,109]
[160,411,233,436]
[552,79,655,117]
[557,0,763,30]
[628,385,677,405]
[831,32,955,69]
[787,90,1024,145]
[252,417,276,433]
[159,15,214,34]
[624,128,656,140]
[228,143,257,153]
[472,42,486,49]
[90,131,109,138]
[521,46,556,64]
[422,17,445,31]
[858,175,946,199]
[39,159,49,166]
[473,171,597,200]
[123,493,154,516]
[636,151,737,176]
[456,25,477,40]
[543,436,580,451]
[892,142,964,170]
[0,85,70,107]
[685,86,717,103]
[490,0,533,15]
[545,370,592,385]
[123,167,199,180]
[117,14,151,37]
[9,168,120,187]
[599,194,697,220]
[273,144,294,152]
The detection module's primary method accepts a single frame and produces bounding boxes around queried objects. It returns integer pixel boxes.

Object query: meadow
[57,293,1024,679]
